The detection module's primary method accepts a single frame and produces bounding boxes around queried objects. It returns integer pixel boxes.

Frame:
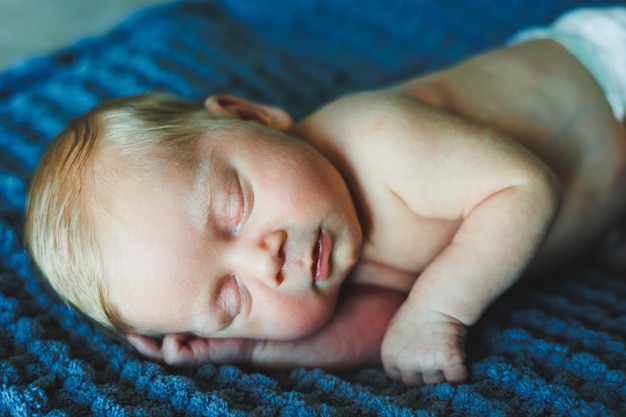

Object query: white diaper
[508,7,626,122]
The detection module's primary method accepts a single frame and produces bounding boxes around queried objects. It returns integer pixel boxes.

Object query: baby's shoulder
[294,90,444,164]
[294,90,469,217]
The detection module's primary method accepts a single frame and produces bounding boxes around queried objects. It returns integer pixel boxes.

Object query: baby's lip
[312,228,331,283]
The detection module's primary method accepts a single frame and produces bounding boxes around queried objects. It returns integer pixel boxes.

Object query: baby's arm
[381,93,560,385]
[301,91,561,385]
[127,285,404,372]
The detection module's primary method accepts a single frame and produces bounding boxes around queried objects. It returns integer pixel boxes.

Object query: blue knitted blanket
[1,1,625,415]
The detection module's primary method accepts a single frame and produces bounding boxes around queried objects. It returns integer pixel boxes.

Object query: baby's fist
[381,305,469,386]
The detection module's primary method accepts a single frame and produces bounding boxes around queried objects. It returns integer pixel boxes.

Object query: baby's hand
[127,285,405,371]
[126,333,257,366]
[381,303,469,386]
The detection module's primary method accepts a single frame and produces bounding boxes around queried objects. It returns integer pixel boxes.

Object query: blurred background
[0,0,166,70]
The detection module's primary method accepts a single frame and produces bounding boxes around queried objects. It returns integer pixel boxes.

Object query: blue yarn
[0,0,625,415]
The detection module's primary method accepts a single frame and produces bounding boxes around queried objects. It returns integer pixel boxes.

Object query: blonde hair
[25,93,226,339]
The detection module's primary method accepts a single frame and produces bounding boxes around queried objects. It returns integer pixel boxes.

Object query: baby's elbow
[526,163,562,226]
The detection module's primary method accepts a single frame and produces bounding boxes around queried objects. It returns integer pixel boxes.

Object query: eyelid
[214,171,241,233]
[230,174,246,233]
[216,274,242,329]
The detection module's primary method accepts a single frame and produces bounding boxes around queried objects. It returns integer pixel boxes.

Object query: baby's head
[25,93,362,352]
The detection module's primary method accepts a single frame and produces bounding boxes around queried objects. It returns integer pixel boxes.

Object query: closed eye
[222,173,245,233]
[216,274,241,329]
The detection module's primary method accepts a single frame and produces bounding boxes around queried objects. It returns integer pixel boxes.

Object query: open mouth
[312,228,331,282]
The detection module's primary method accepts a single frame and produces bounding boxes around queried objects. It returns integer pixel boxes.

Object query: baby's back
[396,38,626,273]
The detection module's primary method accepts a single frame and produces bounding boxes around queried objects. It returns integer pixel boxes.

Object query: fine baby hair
[25,93,229,338]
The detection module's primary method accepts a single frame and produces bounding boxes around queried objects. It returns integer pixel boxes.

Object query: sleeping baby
[25,7,626,386]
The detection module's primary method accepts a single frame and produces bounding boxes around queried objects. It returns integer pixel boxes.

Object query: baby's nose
[232,230,286,287]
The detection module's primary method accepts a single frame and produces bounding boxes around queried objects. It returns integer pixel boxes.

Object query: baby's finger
[443,363,469,385]
[126,333,165,362]
[161,334,195,366]
[382,364,403,383]
[207,338,254,363]
[422,370,446,385]
[400,371,424,387]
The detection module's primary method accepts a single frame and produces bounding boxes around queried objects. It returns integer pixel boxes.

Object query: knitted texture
[1,0,625,415]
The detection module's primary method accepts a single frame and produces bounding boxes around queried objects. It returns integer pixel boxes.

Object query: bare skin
[127,40,626,386]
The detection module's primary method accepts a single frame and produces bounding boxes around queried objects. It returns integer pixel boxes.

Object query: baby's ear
[204,95,293,132]
[126,333,207,366]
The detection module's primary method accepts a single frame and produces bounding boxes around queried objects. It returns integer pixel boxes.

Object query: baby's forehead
[96,129,195,169]
[92,142,199,235]
[92,111,262,184]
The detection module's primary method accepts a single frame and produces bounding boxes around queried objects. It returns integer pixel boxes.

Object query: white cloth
[509,7,626,122]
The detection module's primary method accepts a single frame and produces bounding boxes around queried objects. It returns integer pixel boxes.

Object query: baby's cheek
[275,297,335,340]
